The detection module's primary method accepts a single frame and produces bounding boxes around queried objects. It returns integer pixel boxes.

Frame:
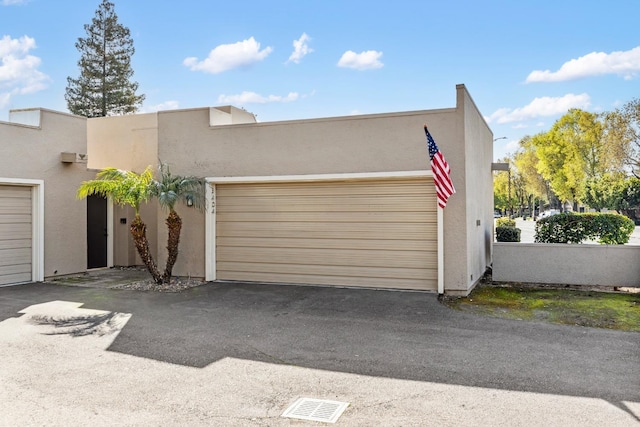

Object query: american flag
[425,126,455,208]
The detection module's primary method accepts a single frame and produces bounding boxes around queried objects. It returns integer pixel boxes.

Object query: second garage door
[215,178,437,291]
[0,185,32,286]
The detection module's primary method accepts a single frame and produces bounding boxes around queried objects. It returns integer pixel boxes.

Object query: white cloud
[536,122,545,127]
[183,37,272,74]
[2,0,28,5]
[526,46,640,82]
[217,91,299,105]
[0,35,49,107]
[512,123,528,129]
[140,100,179,113]
[337,50,383,70]
[0,34,35,57]
[287,33,313,64]
[485,93,591,124]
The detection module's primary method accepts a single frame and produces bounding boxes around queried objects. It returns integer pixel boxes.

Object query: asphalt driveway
[1,280,638,426]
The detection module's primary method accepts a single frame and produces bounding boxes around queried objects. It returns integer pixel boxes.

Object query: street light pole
[492,137,509,216]
[508,167,512,218]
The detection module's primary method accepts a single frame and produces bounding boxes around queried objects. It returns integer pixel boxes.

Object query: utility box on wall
[60,152,88,163]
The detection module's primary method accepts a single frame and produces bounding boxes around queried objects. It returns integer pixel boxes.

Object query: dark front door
[87,194,108,269]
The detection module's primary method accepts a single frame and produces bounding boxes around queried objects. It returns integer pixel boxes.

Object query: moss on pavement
[442,285,640,332]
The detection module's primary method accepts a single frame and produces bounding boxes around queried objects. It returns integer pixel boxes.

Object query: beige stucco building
[0,84,493,295]
[0,109,95,285]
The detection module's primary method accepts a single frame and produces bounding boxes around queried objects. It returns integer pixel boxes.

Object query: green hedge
[534,212,635,244]
[496,217,515,228]
[496,226,521,242]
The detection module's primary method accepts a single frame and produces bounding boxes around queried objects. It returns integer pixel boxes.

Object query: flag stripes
[424,126,455,208]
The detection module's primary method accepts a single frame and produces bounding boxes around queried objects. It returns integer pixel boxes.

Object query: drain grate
[282,397,349,423]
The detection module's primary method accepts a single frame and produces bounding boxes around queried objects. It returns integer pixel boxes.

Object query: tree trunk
[163,210,182,283]
[130,215,163,285]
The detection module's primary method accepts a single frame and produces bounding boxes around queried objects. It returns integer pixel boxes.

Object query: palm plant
[77,167,163,284]
[151,162,204,283]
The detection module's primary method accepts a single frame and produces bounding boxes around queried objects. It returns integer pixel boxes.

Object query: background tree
[77,167,162,284]
[583,173,625,212]
[65,0,144,117]
[532,128,582,211]
[514,135,551,216]
[613,177,640,224]
[151,163,204,283]
[604,99,640,177]
[534,109,609,211]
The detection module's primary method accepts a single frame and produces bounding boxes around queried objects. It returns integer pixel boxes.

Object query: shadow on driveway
[1,281,638,416]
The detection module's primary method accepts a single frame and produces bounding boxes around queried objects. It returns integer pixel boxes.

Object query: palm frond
[77,166,154,214]
[153,162,205,211]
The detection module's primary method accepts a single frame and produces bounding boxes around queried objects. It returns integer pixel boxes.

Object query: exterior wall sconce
[186,195,194,207]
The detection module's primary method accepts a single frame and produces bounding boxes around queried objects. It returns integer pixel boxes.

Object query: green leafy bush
[495,217,515,228]
[496,226,521,242]
[535,212,635,244]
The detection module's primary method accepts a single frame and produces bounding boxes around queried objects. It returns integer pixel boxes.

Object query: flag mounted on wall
[424,125,455,208]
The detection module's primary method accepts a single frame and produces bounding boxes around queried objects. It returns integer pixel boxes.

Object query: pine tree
[65,0,144,117]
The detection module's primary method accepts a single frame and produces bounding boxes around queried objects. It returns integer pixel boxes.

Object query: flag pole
[424,124,453,294]
[425,123,448,294]
[437,206,444,294]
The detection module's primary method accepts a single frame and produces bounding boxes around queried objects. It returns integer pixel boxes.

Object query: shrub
[496,217,515,228]
[496,226,521,242]
[535,212,635,244]
[588,213,636,244]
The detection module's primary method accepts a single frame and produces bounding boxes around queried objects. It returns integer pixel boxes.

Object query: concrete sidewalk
[0,279,638,426]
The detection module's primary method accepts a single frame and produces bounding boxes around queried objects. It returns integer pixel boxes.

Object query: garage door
[0,185,32,285]
[215,178,437,291]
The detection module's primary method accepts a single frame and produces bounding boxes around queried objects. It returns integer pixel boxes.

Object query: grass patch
[442,285,640,332]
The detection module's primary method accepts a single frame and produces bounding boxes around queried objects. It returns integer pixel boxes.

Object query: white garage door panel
[216,178,437,291]
[0,185,32,286]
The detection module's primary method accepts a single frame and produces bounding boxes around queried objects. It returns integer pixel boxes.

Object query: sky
[1,0,639,160]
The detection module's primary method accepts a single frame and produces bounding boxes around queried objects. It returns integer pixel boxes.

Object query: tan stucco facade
[0,109,94,280]
[150,84,492,294]
[4,85,493,295]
